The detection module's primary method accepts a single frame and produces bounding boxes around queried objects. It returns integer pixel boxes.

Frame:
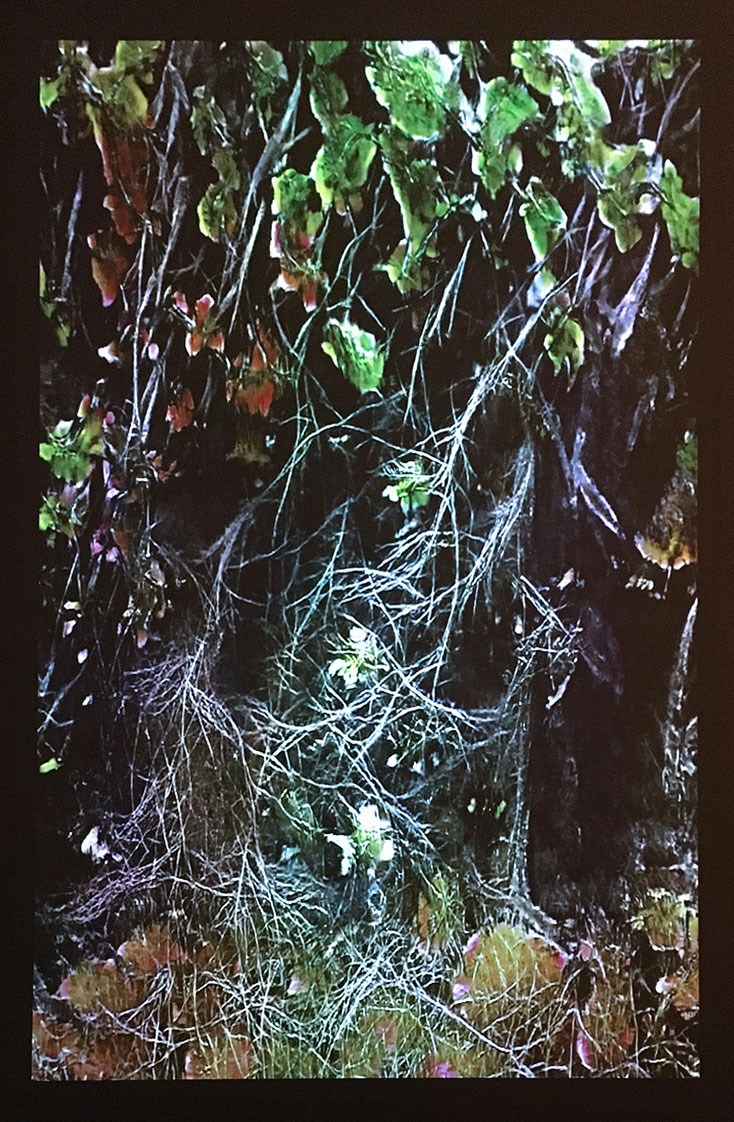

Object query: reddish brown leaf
[88,230,129,306]
[166,387,195,432]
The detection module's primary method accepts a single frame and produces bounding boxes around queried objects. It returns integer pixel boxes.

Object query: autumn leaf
[88,229,130,306]
[166,387,195,431]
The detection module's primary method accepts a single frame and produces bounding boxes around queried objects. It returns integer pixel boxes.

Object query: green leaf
[212,148,241,191]
[520,178,567,262]
[593,141,659,251]
[309,66,349,130]
[591,40,629,58]
[39,494,74,538]
[309,41,348,66]
[544,314,584,383]
[272,169,323,235]
[597,190,643,252]
[365,41,457,140]
[40,76,61,110]
[476,77,538,198]
[92,68,150,126]
[311,115,376,214]
[113,40,164,73]
[190,87,229,155]
[511,40,557,97]
[380,129,443,258]
[381,241,425,294]
[322,319,386,392]
[198,185,238,241]
[660,160,699,273]
[676,431,697,478]
[482,77,539,145]
[382,461,432,512]
[247,41,288,106]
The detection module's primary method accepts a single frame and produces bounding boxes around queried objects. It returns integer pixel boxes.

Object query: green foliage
[88,43,163,129]
[382,242,425,294]
[595,142,659,253]
[198,185,238,241]
[39,262,70,346]
[382,460,432,514]
[520,178,566,263]
[475,77,538,198]
[676,431,697,478]
[39,494,74,538]
[190,86,229,155]
[197,150,240,241]
[660,160,699,273]
[645,40,695,84]
[379,128,444,291]
[322,318,386,392]
[272,169,323,237]
[311,114,377,214]
[40,76,62,110]
[458,40,479,78]
[309,41,348,66]
[365,40,457,140]
[591,40,629,58]
[39,411,103,484]
[247,40,287,114]
[543,311,585,383]
[328,624,387,687]
[510,40,557,97]
[309,66,348,129]
[513,40,609,129]
[113,41,164,74]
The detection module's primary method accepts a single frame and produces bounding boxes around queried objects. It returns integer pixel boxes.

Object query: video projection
[36,40,698,1078]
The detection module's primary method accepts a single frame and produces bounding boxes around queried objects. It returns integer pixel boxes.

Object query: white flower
[326,833,354,875]
[356,803,386,834]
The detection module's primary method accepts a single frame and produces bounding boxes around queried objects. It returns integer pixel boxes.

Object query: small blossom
[463,931,481,964]
[424,1057,459,1078]
[287,974,308,995]
[97,341,120,364]
[452,978,471,1003]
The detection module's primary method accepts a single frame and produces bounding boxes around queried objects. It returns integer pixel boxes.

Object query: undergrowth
[36,39,698,1078]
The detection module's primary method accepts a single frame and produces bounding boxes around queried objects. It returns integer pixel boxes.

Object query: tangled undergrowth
[37,40,698,1078]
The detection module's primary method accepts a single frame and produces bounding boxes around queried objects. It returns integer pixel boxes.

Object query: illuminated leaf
[311,114,376,214]
[113,40,164,72]
[247,41,287,108]
[520,178,567,262]
[366,40,457,140]
[88,229,129,306]
[166,387,195,432]
[660,159,699,273]
[322,319,386,392]
[40,76,61,110]
[380,128,443,260]
[310,66,349,128]
[309,41,348,66]
[543,313,584,381]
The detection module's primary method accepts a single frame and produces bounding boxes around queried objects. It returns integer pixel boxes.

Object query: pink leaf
[575,1031,596,1071]
[194,293,215,325]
